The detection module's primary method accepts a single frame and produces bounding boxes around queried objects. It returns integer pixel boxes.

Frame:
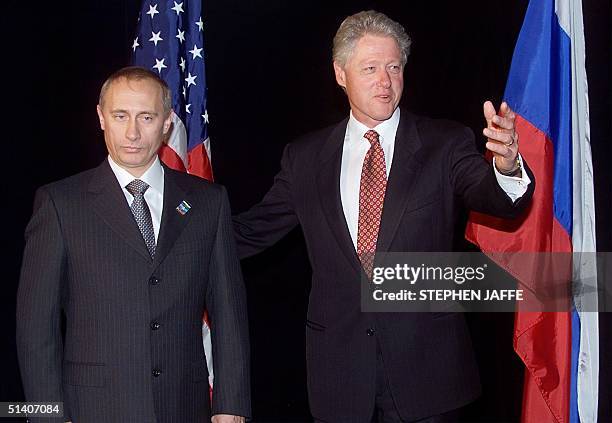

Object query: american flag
[131,0,215,386]
[132,0,213,180]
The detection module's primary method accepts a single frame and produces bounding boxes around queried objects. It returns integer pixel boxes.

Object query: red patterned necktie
[357,129,388,276]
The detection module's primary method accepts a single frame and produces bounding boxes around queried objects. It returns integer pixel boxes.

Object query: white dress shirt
[340,109,400,248]
[108,156,165,242]
[339,108,531,248]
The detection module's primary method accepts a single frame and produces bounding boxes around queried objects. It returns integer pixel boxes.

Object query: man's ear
[96,105,106,130]
[163,110,174,135]
[333,61,346,88]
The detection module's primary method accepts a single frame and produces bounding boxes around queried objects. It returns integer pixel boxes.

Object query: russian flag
[465,0,598,422]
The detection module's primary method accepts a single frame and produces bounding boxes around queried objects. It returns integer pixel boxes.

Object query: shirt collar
[107,155,164,196]
[347,107,401,148]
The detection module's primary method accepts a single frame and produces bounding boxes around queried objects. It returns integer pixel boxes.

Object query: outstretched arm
[233,143,299,259]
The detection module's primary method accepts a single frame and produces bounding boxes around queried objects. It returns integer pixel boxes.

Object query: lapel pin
[176,200,192,216]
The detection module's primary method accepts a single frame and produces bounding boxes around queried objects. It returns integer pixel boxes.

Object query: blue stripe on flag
[503,0,572,235]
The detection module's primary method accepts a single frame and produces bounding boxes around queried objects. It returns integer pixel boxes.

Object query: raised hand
[482,101,520,175]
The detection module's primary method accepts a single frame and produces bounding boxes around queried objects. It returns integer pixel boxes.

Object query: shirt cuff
[493,154,531,203]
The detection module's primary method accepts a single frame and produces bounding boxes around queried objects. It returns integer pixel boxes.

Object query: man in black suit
[233,10,534,422]
[17,67,250,422]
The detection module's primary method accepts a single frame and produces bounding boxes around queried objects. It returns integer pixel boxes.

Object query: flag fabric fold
[465,0,598,422]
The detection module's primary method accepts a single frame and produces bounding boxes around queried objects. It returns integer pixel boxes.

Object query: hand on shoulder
[211,414,246,423]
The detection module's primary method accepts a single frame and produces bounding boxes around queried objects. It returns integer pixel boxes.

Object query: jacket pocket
[171,242,205,256]
[404,192,442,214]
[431,311,460,320]
[305,319,326,332]
[63,361,106,387]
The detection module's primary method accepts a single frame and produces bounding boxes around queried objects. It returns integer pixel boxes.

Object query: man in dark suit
[17,67,250,423]
[233,10,534,423]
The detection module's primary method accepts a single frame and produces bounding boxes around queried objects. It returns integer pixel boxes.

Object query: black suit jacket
[234,110,534,422]
[17,160,250,422]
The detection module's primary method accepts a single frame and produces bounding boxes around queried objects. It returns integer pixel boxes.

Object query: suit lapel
[316,118,361,274]
[153,168,192,267]
[87,161,152,262]
[376,111,424,253]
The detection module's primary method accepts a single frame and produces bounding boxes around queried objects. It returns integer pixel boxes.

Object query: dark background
[1,1,610,422]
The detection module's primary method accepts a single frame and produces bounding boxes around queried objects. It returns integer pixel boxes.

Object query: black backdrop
[1,1,610,422]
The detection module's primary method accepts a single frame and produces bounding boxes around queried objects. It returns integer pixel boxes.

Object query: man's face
[334,34,404,128]
[97,77,172,177]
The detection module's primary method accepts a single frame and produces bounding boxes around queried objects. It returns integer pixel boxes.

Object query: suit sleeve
[449,127,535,218]
[233,143,300,258]
[16,186,68,421]
[207,186,251,418]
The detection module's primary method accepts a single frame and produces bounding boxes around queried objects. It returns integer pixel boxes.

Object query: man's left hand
[482,100,520,174]
[211,414,245,423]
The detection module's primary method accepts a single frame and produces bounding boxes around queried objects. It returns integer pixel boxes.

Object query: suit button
[152,369,161,377]
[149,276,160,285]
[150,321,161,330]
[366,328,375,336]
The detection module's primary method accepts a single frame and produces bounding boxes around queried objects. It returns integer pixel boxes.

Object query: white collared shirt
[108,156,165,241]
[339,108,531,249]
[340,109,400,248]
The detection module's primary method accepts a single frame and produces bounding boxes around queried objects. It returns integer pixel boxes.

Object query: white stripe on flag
[564,0,599,421]
[202,321,214,386]
[203,136,212,166]
[167,114,189,166]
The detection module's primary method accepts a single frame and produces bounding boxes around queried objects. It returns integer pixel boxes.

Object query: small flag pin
[176,200,192,216]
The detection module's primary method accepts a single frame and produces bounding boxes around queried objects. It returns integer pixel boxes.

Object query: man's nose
[125,118,140,141]
[376,69,392,88]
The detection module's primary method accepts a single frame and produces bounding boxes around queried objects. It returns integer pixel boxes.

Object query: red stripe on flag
[516,312,571,423]
[188,143,213,181]
[466,116,571,253]
[158,144,187,172]
[465,115,571,423]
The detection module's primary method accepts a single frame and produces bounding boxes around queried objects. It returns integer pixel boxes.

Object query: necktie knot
[364,130,380,146]
[126,179,150,197]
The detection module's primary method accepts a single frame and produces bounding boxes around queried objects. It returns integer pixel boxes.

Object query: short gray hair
[332,10,412,68]
[99,66,172,115]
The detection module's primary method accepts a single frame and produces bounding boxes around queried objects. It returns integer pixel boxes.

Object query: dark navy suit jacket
[17,161,251,422]
[234,110,534,422]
